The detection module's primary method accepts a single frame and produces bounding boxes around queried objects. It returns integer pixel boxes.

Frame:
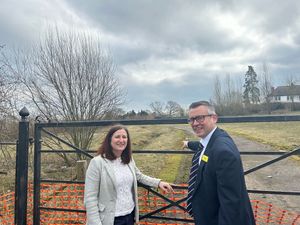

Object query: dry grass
[1,121,300,195]
[128,125,187,182]
[55,125,190,182]
[218,121,300,151]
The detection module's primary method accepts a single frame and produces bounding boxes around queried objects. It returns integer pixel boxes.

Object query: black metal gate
[13,109,300,224]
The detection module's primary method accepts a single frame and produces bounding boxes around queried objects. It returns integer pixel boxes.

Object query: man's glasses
[188,115,212,124]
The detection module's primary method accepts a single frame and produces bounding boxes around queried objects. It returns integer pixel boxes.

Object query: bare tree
[149,101,165,117]
[0,45,19,131]
[225,74,244,114]
[2,28,124,161]
[104,107,126,119]
[213,75,222,106]
[0,45,20,167]
[224,73,235,104]
[260,62,272,114]
[285,74,298,86]
[212,74,244,115]
[0,45,15,119]
[165,101,184,117]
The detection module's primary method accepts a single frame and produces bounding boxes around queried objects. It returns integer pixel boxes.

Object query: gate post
[14,107,30,225]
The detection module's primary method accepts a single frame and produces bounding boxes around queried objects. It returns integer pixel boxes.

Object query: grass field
[1,121,300,194]
[94,125,195,183]
[218,121,300,151]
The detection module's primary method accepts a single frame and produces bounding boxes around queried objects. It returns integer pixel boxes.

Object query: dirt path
[174,126,300,214]
[236,136,300,214]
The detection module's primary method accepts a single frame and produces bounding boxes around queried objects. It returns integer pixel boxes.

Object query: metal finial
[19,107,30,119]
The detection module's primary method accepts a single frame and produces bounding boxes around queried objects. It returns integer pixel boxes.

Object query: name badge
[201,155,209,163]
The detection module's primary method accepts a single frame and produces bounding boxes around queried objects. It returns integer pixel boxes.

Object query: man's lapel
[194,128,220,189]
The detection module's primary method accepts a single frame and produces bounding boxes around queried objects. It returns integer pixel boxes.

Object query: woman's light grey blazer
[84,155,161,225]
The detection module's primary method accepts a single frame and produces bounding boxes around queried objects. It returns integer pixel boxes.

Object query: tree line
[212,64,299,116]
[102,100,186,120]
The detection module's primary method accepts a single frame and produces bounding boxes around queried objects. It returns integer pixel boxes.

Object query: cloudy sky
[1,0,300,111]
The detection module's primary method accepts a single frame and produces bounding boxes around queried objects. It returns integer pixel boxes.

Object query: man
[185,100,255,225]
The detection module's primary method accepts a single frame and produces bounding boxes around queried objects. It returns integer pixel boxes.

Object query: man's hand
[182,140,189,149]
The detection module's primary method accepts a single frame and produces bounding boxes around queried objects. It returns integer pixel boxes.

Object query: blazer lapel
[194,128,221,190]
[103,158,117,191]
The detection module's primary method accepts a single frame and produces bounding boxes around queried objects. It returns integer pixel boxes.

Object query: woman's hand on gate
[158,181,174,193]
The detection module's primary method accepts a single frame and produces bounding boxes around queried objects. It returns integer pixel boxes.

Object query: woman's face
[110,128,128,157]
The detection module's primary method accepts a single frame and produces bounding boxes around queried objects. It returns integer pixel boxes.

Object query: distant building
[270,84,300,103]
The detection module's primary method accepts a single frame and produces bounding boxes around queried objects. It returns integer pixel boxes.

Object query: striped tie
[186,143,204,216]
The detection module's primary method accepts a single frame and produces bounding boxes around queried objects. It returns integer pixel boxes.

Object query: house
[270,84,300,103]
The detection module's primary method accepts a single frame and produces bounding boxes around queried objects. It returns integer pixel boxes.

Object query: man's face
[188,105,218,138]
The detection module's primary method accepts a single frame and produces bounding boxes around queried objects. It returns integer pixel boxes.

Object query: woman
[84,125,173,225]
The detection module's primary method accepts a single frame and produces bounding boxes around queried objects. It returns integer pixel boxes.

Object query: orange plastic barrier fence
[0,183,299,225]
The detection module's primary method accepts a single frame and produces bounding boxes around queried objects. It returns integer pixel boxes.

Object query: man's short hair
[189,101,216,115]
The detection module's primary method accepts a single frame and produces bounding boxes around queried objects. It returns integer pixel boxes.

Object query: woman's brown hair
[96,124,132,164]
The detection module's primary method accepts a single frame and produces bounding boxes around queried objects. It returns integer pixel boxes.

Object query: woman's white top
[110,157,135,216]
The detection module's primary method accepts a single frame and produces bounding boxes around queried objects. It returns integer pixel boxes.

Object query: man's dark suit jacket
[187,127,255,225]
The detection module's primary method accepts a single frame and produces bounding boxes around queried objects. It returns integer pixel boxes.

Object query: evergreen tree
[138,110,149,116]
[243,66,260,104]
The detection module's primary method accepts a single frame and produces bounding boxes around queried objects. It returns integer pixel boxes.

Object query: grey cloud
[64,0,250,53]
[267,43,300,66]
[111,43,150,65]
[2,0,300,111]
[220,1,298,38]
